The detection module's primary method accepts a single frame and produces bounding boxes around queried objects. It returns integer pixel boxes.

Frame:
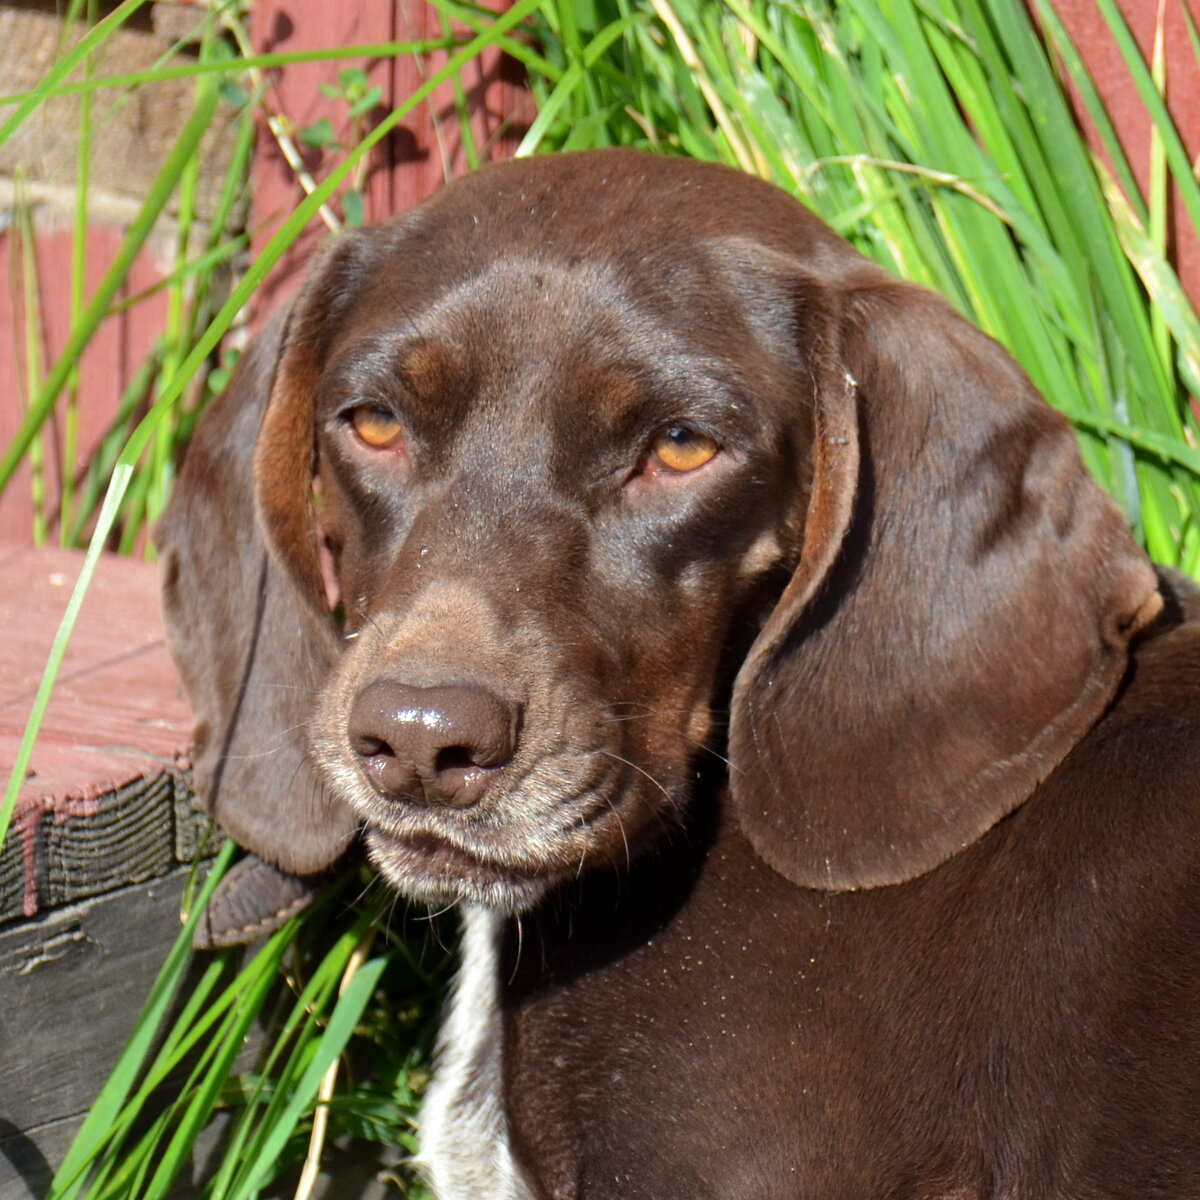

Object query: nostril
[431,744,504,810]
[433,763,498,809]
[353,734,391,759]
[434,745,478,774]
[351,732,411,797]
[347,679,520,808]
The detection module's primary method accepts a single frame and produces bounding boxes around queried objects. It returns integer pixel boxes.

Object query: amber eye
[649,425,719,473]
[348,404,405,451]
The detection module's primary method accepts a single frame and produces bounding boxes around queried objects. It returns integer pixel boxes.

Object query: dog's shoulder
[1028,572,1200,905]
[1084,569,1200,768]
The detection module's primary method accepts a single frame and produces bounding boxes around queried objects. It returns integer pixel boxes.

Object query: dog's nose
[348,680,519,808]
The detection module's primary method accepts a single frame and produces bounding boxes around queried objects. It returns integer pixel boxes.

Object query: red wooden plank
[0,544,190,808]
[388,0,534,211]
[249,2,398,313]
[37,226,122,540]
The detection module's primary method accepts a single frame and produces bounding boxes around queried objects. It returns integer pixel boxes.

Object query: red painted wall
[0,229,169,543]
[248,0,533,315]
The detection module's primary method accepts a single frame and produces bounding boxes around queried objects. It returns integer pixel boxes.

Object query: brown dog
[158,150,1200,1198]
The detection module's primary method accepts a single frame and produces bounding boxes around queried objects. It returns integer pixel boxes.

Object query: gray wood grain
[0,872,193,1197]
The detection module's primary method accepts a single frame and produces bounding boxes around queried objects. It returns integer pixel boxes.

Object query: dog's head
[159,149,1160,915]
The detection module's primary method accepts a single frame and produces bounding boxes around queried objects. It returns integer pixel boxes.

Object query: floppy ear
[254,230,382,609]
[728,270,1162,891]
[156,296,358,893]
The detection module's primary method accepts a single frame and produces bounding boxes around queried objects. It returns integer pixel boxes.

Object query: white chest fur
[416,904,536,1199]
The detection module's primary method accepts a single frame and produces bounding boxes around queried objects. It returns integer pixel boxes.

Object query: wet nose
[348,680,519,809]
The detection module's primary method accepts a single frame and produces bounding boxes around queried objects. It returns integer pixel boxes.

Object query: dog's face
[160,149,1161,923]
[301,242,814,910]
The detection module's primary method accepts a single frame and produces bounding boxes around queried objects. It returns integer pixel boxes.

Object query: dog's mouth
[371,827,528,886]
[364,825,556,912]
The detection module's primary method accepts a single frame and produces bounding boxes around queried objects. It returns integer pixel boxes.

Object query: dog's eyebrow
[579,366,647,426]
[578,364,753,446]
[319,334,462,400]
[395,340,461,399]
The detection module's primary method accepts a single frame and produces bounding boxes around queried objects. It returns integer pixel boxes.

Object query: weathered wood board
[0,544,198,922]
[0,545,206,1196]
[0,870,194,1199]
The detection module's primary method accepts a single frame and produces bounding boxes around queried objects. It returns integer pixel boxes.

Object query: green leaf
[343,187,366,228]
[219,79,250,108]
[348,84,383,119]
[299,116,336,148]
[339,66,370,95]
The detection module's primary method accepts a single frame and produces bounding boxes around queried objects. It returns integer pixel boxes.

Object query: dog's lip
[367,826,536,887]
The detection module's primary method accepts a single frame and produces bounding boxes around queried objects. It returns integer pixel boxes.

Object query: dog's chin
[365,827,557,914]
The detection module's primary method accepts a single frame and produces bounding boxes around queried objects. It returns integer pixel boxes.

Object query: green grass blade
[0,40,463,106]
[1093,0,1200,236]
[227,955,388,1200]
[46,841,236,1199]
[0,459,136,852]
[137,944,293,1200]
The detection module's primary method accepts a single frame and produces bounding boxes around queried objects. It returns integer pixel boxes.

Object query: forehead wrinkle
[437,256,637,353]
[396,259,641,442]
[440,256,742,393]
[351,247,759,389]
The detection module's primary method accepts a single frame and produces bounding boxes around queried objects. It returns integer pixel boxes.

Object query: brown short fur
[159,150,1200,1198]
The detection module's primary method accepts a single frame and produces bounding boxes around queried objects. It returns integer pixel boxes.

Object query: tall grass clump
[510,0,1200,570]
[4,0,1200,1195]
